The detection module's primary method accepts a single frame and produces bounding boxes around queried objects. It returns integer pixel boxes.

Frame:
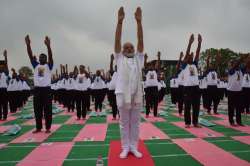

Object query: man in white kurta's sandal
[114,7,144,159]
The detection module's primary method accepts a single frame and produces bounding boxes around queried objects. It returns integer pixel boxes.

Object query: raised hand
[135,7,142,22]
[25,35,31,45]
[111,54,114,61]
[3,49,7,58]
[157,51,161,58]
[144,53,148,59]
[44,36,51,47]
[189,34,194,44]
[198,34,202,43]
[118,7,125,23]
[180,52,184,59]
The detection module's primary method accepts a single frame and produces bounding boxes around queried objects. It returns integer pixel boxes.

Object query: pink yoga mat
[211,114,228,120]
[17,142,73,166]
[107,115,119,124]
[214,120,250,134]
[0,125,12,133]
[73,124,107,142]
[0,116,16,125]
[65,116,88,125]
[140,122,169,140]
[0,143,7,149]
[11,125,61,143]
[108,140,154,166]
[172,113,184,118]
[22,119,46,126]
[172,121,224,138]
[141,114,166,122]
[173,138,250,166]
[232,136,250,145]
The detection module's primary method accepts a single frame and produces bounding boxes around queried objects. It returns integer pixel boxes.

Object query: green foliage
[200,48,239,77]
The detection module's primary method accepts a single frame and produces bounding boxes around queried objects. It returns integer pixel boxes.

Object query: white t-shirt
[177,70,185,86]
[33,63,52,87]
[159,80,166,90]
[65,78,77,90]
[22,81,30,90]
[182,63,199,87]
[227,69,243,91]
[0,72,8,88]
[170,78,178,88]
[206,70,218,86]
[199,77,207,89]
[109,72,117,90]
[115,52,144,94]
[91,76,105,90]
[7,79,18,91]
[145,70,158,87]
[242,73,250,88]
[76,74,91,91]
[217,80,225,89]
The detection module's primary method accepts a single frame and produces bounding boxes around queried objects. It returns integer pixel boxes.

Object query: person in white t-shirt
[91,70,106,113]
[158,72,166,103]
[114,7,144,159]
[144,52,160,117]
[205,50,221,114]
[182,34,202,128]
[76,65,91,119]
[176,52,185,116]
[241,54,250,114]
[107,54,119,120]
[199,74,208,111]
[8,69,19,113]
[25,35,54,133]
[0,50,9,120]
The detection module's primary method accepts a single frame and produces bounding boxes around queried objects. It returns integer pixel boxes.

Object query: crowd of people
[0,6,249,159]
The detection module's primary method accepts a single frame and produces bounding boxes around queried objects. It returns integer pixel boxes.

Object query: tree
[199,48,239,77]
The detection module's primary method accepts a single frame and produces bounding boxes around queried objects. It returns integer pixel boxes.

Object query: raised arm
[194,34,202,62]
[110,54,114,72]
[114,7,125,54]
[135,7,144,53]
[144,53,148,68]
[25,35,34,63]
[156,51,161,71]
[184,34,194,62]
[65,64,68,75]
[3,50,8,72]
[176,52,184,71]
[60,64,63,76]
[44,36,53,66]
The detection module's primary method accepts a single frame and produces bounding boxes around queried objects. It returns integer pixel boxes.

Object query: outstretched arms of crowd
[44,36,53,66]
[194,34,202,62]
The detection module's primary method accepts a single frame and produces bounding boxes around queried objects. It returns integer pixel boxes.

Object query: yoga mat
[232,136,250,145]
[65,116,89,125]
[108,140,154,166]
[141,114,166,122]
[0,116,16,125]
[211,113,228,120]
[17,142,73,166]
[214,120,250,134]
[0,126,12,133]
[173,138,250,166]
[172,122,224,138]
[73,124,107,142]
[22,119,45,126]
[140,122,169,140]
[107,115,119,124]
[11,125,61,143]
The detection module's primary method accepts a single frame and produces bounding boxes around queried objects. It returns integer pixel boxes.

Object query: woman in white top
[182,34,202,128]
[114,7,144,159]
[158,72,167,104]
[0,50,9,120]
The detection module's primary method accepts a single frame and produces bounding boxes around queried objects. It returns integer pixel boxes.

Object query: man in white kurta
[114,7,144,159]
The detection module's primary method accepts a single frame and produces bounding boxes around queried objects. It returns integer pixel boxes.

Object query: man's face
[79,65,85,74]
[96,70,101,76]
[39,54,47,64]
[122,42,135,57]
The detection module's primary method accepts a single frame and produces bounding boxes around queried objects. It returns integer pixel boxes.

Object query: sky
[0,0,250,73]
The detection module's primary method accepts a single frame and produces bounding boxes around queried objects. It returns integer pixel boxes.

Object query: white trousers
[116,93,141,151]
